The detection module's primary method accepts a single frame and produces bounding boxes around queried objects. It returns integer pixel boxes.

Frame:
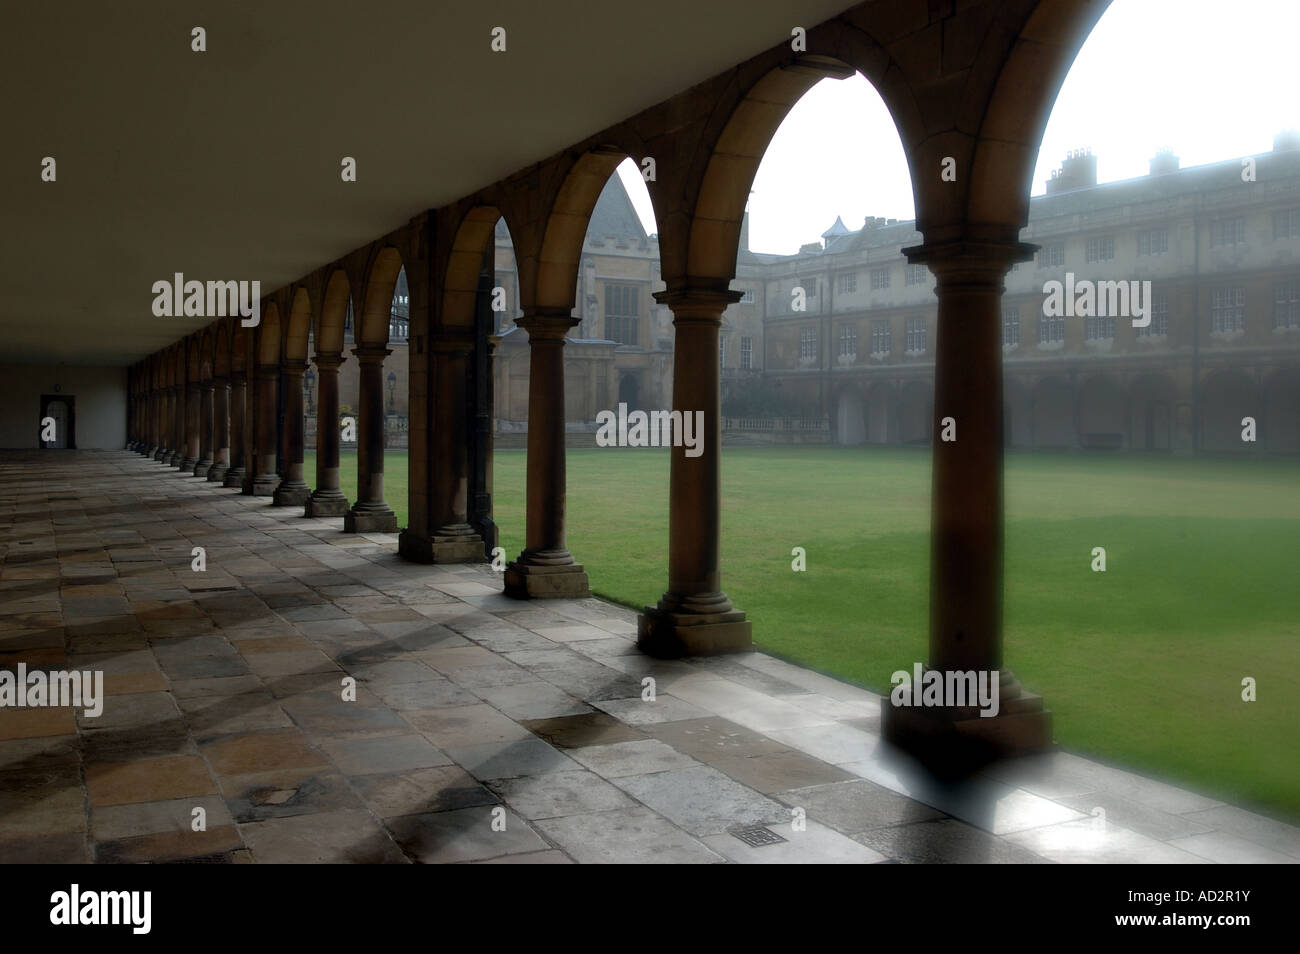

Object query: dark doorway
[39,394,75,448]
[618,373,639,412]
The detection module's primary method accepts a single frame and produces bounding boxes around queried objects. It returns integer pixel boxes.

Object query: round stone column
[273,359,312,506]
[251,364,280,496]
[223,372,248,488]
[193,382,215,476]
[503,312,589,598]
[306,353,350,517]
[207,377,230,481]
[343,346,398,532]
[881,238,1053,769]
[637,285,748,656]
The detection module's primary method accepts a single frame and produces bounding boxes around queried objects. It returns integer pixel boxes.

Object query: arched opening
[1263,367,1300,453]
[1078,373,1125,450]
[1031,376,1074,449]
[835,387,866,446]
[1128,372,1176,452]
[1200,370,1256,453]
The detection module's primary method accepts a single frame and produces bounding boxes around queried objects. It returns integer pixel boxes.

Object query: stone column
[504,312,589,598]
[180,383,200,472]
[881,239,1052,767]
[400,331,483,562]
[251,364,280,496]
[223,372,247,488]
[207,377,230,481]
[343,347,397,532]
[193,382,215,476]
[273,359,312,506]
[637,286,746,654]
[156,388,171,461]
[306,354,350,516]
[146,389,159,457]
[169,386,185,467]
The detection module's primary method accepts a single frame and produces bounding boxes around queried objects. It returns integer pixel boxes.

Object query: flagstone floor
[1,449,1297,864]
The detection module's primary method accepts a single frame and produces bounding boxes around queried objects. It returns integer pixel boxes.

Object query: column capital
[901,237,1036,284]
[229,370,247,386]
[212,375,229,387]
[654,281,742,325]
[515,311,579,340]
[255,363,278,380]
[312,352,345,371]
[283,358,308,375]
[199,379,215,391]
[351,346,392,364]
[428,328,477,354]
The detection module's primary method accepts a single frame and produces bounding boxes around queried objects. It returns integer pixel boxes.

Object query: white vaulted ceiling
[0,0,855,366]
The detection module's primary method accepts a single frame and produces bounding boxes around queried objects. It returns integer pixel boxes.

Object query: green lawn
[311,446,1300,819]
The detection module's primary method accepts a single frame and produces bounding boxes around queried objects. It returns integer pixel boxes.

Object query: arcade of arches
[120,0,1120,763]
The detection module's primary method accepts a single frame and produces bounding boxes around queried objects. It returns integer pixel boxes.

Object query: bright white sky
[617,0,1300,255]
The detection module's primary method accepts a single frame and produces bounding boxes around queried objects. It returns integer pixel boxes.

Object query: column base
[399,528,485,564]
[343,506,398,533]
[637,604,752,657]
[272,481,311,506]
[168,453,181,467]
[192,458,214,478]
[150,447,164,460]
[504,560,590,599]
[880,689,1054,778]
[179,456,197,472]
[206,463,228,482]
[251,474,280,496]
[222,467,246,489]
[305,491,350,517]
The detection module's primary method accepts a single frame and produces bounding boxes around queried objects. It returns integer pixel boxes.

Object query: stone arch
[285,286,312,362]
[865,380,894,444]
[186,333,202,383]
[685,58,872,283]
[1128,372,1176,452]
[257,302,282,366]
[898,378,932,445]
[195,330,211,383]
[1078,373,1125,449]
[442,206,506,329]
[317,268,351,356]
[214,320,232,379]
[358,247,404,347]
[1200,369,1257,453]
[1263,367,1300,453]
[535,149,635,311]
[953,0,1112,242]
[836,385,866,446]
[1031,375,1074,449]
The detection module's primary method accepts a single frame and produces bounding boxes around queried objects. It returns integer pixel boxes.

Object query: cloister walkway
[1,450,1296,864]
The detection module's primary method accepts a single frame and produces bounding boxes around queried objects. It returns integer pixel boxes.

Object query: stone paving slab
[0,450,1296,864]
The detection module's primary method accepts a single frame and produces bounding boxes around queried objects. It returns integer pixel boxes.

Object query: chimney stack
[1046,148,1098,194]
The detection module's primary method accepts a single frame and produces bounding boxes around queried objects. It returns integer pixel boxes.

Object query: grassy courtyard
[308,446,1300,819]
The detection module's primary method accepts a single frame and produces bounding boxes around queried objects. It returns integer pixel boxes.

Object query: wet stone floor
[1,450,1297,864]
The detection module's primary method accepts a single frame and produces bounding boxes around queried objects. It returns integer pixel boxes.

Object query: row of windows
[719,336,755,369]
[1034,210,1300,267]
[833,264,930,295]
[996,281,1299,344]
[804,318,931,359]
